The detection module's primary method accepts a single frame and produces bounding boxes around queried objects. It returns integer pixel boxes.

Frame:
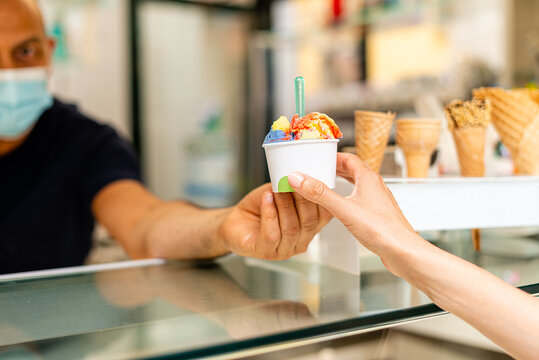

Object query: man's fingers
[258,192,281,257]
[292,192,319,253]
[273,192,301,259]
[287,172,348,219]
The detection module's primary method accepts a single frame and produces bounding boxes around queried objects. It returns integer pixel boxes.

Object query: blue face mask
[0,67,53,140]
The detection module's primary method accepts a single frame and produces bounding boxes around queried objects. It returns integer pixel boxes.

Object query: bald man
[0,0,332,273]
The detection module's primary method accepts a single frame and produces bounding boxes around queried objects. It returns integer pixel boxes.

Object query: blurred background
[10,2,539,358]
[39,0,539,208]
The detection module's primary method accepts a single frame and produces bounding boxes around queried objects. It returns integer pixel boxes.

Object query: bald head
[0,0,53,69]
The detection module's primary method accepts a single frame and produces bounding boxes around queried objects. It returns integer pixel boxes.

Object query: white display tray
[384,176,539,231]
[302,176,539,275]
[335,176,539,231]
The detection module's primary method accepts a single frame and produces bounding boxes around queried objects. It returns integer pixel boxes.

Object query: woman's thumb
[287,172,347,217]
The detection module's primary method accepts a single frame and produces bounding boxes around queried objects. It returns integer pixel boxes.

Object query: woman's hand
[288,153,539,360]
[287,152,424,277]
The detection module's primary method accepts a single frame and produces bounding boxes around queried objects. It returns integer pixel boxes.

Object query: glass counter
[0,231,538,359]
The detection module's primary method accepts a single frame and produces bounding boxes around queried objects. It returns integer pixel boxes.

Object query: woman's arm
[287,152,539,360]
[394,231,539,359]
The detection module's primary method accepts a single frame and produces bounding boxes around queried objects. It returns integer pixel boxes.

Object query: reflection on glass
[0,230,537,359]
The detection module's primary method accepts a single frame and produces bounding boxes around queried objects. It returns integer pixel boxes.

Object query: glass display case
[0,229,537,359]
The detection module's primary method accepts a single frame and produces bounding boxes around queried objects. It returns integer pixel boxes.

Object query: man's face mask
[0,67,53,140]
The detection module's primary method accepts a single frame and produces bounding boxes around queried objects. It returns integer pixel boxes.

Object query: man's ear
[46,37,56,62]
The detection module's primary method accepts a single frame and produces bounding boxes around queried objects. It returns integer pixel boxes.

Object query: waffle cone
[355,110,395,173]
[473,87,539,157]
[451,127,486,177]
[511,88,539,105]
[515,117,539,175]
[396,119,440,178]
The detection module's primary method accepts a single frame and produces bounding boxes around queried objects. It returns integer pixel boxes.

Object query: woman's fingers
[287,172,349,220]
[336,152,370,183]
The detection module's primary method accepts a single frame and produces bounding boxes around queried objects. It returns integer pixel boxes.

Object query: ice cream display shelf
[384,176,539,231]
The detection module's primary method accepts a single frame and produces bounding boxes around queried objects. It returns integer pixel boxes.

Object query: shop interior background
[40,0,539,209]
[4,1,538,358]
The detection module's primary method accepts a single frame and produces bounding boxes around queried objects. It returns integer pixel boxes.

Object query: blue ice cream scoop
[263,129,291,144]
[263,116,293,144]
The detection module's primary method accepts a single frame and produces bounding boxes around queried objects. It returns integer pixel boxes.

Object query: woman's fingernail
[288,172,304,187]
[265,192,274,204]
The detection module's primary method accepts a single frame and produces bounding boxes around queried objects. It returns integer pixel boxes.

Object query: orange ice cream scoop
[291,112,343,140]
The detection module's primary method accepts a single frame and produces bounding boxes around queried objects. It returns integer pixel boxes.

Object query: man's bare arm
[91,180,229,259]
[91,179,333,261]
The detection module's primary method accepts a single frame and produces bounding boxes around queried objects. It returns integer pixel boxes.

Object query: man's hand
[219,184,332,260]
[94,181,331,261]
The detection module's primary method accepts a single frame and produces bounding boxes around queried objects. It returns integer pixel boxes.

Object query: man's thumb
[287,172,347,216]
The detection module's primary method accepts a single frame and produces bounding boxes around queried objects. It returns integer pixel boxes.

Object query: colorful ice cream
[264,116,293,143]
[263,112,342,144]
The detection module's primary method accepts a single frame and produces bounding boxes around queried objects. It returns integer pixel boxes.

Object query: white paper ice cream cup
[262,139,339,193]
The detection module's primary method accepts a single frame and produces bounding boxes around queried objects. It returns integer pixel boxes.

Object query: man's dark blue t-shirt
[0,99,141,274]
